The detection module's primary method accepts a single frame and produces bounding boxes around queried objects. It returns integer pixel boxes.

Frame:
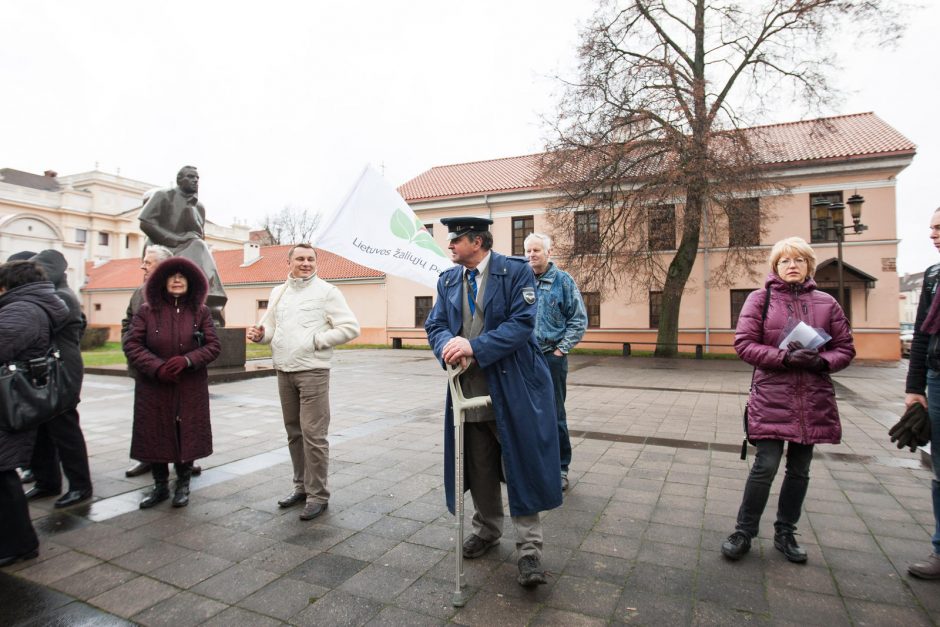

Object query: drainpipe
[703,203,710,352]
[484,194,492,220]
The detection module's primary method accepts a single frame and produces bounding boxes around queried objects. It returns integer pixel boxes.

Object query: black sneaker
[720,531,751,560]
[774,532,807,563]
[517,555,547,587]
[462,534,499,559]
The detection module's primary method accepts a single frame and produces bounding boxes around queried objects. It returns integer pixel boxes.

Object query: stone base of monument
[85,327,277,383]
[211,327,247,369]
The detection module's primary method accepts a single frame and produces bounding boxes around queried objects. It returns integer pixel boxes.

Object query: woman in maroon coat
[721,237,855,564]
[124,256,220,509]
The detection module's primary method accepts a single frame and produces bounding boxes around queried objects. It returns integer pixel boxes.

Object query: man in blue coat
[425,216,561,587]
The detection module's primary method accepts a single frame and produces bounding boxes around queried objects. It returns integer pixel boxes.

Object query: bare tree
[260,206,321,245]
[543,0,904,356]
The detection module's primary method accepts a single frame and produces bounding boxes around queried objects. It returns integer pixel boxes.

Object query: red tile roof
[398,113,916,202]
[83,245,382,291]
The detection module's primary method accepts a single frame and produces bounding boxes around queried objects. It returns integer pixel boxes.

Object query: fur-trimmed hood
[145,256,209,310]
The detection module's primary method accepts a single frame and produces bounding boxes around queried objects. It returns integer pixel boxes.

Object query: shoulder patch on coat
[522,287,536,304]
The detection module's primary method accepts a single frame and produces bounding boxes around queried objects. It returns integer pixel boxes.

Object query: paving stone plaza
[1,351,938,626]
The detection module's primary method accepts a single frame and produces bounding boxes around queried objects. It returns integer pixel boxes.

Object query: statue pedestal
[211,327,247,369]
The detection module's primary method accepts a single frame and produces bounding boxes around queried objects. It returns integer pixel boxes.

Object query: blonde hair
[769,236,816,278]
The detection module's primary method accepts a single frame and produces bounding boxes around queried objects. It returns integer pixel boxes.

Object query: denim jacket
[534,262,588,354]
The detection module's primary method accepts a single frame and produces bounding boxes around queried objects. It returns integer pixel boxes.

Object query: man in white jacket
[248,244,360,520]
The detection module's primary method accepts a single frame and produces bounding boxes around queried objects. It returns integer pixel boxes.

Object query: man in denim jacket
[525,233,588,491]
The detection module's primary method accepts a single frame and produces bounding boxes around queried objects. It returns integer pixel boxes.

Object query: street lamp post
[812,194,866,309]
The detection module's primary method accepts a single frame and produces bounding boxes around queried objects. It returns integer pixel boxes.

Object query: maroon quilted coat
[735,274,855,444]
[124,257,220,463]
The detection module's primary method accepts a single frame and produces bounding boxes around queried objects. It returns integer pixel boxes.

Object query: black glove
[786,347,826,371]
[889,404,931,452]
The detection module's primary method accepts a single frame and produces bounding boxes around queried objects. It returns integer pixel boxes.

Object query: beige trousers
[277,369,331,504]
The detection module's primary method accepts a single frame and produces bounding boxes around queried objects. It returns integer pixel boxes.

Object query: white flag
[311,165,453,289]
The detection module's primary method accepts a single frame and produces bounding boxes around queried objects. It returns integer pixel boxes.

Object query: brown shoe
[909,553,940,579]
[299,502,328,521]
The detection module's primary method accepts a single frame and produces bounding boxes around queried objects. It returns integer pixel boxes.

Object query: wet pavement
[2,351,938,626]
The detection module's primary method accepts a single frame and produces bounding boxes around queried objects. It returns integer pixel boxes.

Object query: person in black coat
[23,250,93,508]
[0,260,70,566]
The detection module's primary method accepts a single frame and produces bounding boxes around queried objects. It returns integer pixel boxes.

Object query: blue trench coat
[425,251,562,517]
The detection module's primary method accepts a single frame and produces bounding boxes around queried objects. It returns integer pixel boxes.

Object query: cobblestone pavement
[2,351,938,626]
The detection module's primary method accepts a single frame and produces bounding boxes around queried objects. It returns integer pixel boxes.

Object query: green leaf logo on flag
[390,209,447,257]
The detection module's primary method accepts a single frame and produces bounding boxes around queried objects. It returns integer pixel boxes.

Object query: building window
[125,234,131,249]
[257,300,269,310]
[582,292,600,328]
[512,215,534,256]
[574,211,600,253]
[415,296,433,328]
[728,198,760,247]
[75,228,87,244]
[423,223,434,236]
[648,205,675,251]
[98,232,109,246]
[730,289,752,328]
[94,303,101,312]
[649,291,662,329]
[810,191,843,243]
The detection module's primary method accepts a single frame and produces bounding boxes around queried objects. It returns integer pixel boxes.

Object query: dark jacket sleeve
[183,307,221,368]
[425,271,456,368]
[121,299,134,345]
[0,303,44,363]
[734,289,787,370]
[123,305,164,379]
[818,298,855,374]
[906,269,936,395]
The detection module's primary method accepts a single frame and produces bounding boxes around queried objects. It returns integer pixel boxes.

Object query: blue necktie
[466,269,478,316]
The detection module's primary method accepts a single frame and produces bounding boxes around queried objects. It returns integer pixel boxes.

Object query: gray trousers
[277,369,331,504]
[465,421,543,559]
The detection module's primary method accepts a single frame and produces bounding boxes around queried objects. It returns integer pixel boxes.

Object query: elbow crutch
[446,362,491,607]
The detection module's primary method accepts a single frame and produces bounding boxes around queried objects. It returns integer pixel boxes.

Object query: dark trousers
[151,462,193,483]
[0,469,39,559]
[925,370,940,553]
[735,439,814,538]
[30,408,92,493]
[545,353,571,474]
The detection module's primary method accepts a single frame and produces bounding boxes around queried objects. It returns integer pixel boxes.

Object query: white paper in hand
[778,321,827,350]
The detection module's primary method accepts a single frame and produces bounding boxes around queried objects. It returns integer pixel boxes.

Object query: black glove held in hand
[889,403,931,452]
[787,348,825,371]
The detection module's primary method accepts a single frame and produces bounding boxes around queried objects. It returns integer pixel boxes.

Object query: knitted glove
[156,363,178,384]
[156,356,187,383]
[164,356,188,376]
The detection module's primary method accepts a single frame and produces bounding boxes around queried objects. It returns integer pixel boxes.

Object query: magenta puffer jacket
[735,274,855,444]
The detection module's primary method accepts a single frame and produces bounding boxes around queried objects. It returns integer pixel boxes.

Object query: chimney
[242,242,261,266]
[44,170,58,178]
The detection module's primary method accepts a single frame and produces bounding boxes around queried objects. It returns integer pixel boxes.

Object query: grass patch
[82,342,127,367]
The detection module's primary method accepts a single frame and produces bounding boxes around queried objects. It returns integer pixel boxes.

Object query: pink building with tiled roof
[80,112,916,359]
[394,112,916,360]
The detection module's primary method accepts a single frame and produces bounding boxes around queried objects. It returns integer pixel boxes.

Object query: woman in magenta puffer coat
[721,237,855,564]
[124,257,220,509]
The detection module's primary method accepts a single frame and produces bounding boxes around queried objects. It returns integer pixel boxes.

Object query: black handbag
[0,316,78,433]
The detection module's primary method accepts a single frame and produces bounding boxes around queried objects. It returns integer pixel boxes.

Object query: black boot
[172,465,192,508]
[139,482,170,509]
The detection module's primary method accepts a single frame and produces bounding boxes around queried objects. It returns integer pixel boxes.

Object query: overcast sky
[2,1,937,274]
